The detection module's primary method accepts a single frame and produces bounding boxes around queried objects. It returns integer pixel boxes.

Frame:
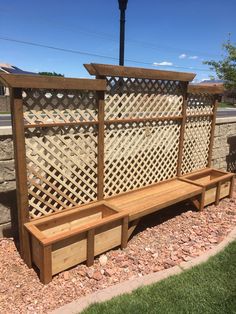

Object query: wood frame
[25,201,129,284]
[0,64,231,284]
[181,168,234,208]
[10,88,31,266]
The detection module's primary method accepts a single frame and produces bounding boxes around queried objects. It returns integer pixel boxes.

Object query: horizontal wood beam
[84,63,196,82]
[0,73,106,91]
[188,84,224,94]
[105,116,183,124]
[24,121,99,129]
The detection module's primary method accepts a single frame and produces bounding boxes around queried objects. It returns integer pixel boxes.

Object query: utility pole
[118,0,128,66]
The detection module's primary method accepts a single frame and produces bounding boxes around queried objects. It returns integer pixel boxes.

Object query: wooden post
[87,229,95,266]
[229,176,234,198]
[199,188,205,211]
[208,96,218,167]
[40,245,52,284]
[215,181,221,205]
[177,82,188,176]
[10,88,31,267]
[97,89,105,200]
[121,216,129,249]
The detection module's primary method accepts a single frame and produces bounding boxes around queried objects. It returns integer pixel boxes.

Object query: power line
[0,36,212,72]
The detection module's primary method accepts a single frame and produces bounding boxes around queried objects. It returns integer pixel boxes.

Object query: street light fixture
[118,0,128,66]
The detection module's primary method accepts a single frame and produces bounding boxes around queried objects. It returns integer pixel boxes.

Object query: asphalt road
[0,114,11,127]
[1,110,236,127]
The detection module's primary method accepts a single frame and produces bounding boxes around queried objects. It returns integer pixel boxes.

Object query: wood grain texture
[0,73,106,90]
[84,63,196,81]
[10,88,31,266]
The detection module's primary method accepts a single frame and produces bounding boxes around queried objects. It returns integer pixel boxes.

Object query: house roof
[0,63,37,75]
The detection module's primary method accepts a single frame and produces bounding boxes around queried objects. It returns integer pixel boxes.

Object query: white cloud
[153,61,173,66]
[189,56,198,60]
[179,53,187,59]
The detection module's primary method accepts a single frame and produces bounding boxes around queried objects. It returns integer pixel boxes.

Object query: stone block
[0,180,16,193]
[0,204,11,224]
[0,189,17,225]
[0,160,15,182]
[0,138,13,161]
[0,221,17,238]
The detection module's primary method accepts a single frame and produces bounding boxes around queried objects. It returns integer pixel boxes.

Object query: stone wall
[0,118,236,237]
[0,127,17,237]
[0,96,10,112]
[212,117,236,172]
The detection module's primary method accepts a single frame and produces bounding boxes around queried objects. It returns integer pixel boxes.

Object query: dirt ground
[0,188,236,314]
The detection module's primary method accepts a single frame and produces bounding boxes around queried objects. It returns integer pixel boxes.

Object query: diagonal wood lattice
[103,77,184,197]
[23,88,98,124]
[104,120,181,197]
[23,89,98,219]
[1,67,219,221]
[181,93,215,175]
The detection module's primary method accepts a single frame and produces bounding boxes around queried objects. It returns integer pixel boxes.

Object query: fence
[0,64,223,262]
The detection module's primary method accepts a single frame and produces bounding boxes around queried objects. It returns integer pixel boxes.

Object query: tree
[204,41,236,90]
[38,71,64,77]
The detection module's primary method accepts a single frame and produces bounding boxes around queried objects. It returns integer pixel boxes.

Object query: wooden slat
[177,82,188,176]
[121,216,129,249]
[97,90,105,200]
[84,63,196,82]
[208,98,218,167]
[188,84,224,94]
[40,245,52,284]
[87,229,95,266]
[39,211,127,245]
[187,113,214,118]
[10,88,31,266]
[229,176,234,198]
[24,121,99,129]
[107,179,202,221]
[0,73,106,91]
[215,181,221,205]
[105,116,183,125]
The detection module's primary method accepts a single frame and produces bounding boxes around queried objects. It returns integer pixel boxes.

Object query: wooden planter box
[25,202,129,284]
[182,168,234,207]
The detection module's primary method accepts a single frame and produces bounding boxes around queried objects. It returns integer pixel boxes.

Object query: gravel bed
[0,188,236,314]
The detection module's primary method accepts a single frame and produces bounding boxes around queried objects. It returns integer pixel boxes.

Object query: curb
[51,227,236,314]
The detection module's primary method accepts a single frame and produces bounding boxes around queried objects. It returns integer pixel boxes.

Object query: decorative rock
[78,270,86,277]
[104,269,114,277]
[63,271,70,281]
[93,271,103,281]
[86,269,94,279]
[99,254,108,267]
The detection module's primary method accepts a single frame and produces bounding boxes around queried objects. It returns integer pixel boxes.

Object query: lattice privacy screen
[13,71,217,219]
[104,77,184,197]
[181,93,215,175]
[23,89,98,219]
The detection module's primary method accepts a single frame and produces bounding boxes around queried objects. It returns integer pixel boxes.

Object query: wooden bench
[25,167,235,283]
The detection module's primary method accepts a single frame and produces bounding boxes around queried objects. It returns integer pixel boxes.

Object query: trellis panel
[181,93,216,174]
[22,88,100,219]
[104,120,181,197]
[103,76,185,197]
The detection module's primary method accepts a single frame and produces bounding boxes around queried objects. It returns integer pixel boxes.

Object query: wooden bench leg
[128,219,140,240]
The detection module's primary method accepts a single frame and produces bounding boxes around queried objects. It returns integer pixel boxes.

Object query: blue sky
[0,0,235,81]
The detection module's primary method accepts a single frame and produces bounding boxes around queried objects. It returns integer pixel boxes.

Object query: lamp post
[118,0,128,66]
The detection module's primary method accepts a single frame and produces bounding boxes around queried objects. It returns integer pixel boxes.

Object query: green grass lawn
[82,241,236,314]
[218,102,236,108]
